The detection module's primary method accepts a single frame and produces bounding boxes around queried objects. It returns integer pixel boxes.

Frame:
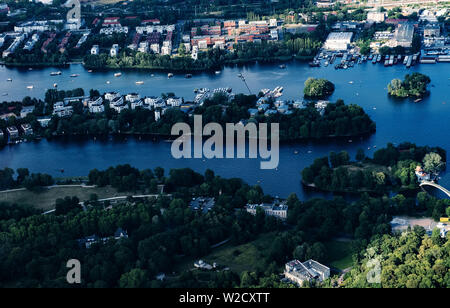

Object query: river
[0,61,449,199]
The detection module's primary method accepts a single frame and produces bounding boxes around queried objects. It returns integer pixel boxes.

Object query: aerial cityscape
[0,0,448,294]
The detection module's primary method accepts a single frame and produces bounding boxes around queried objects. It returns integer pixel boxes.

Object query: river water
[0,61,449,198]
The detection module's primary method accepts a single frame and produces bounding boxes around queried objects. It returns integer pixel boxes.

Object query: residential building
[144,96,165,108]
[246,201,288,220]
[6,126,19,139]
[189,197,215,213]
[20,105,35,118]
[284,260,330,286]
[88,97,104,113]
[53,105,73,117]
[125,93,140,103]
[424,24,440,37]
[131,100,143,110]
[105,92,121,101]
[20,123,33,135]
[166,97,182,107]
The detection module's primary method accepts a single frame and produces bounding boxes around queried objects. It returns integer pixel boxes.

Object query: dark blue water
[0,61,449,198]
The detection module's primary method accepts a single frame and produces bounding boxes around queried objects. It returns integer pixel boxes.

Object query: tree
[119,268,148,288]
[303,78,335,99]
[356,148,365,161]
[423,152,444,174]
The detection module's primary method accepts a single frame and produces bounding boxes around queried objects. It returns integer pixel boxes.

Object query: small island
[301,142,446,194]
[303,78,335,99]
[387,73,431,99]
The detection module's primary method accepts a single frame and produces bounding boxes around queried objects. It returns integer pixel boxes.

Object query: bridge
[419,181,450,198]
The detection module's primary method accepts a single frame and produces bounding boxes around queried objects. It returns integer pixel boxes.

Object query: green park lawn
[0,185,127,211]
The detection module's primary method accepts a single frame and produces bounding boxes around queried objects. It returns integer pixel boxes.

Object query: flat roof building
[284,259,330,286]
[324,32,353,51]
[393,23,414,48]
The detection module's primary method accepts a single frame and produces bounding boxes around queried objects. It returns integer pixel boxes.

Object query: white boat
[215,71,221,74]
[168,73,173,78]
[70,74,79,77]
[135,81,144,85]
[27,85,33,89]
[88,70,93,73]
[53,83,58,88]
[114,72,122,77]
[50,71,61,76]
[106,81,111,84]
[6,78,12,82]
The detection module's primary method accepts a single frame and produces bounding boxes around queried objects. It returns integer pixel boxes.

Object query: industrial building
[393,23,415,48]
[323,32,353,51]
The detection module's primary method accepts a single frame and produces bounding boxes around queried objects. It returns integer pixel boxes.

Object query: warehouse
[323,32,353,51]
[392,23,414,48]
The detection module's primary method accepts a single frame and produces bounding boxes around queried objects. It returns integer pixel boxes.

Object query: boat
[185,74,192,78]
[6,78,12,82]
[2,93,7,96]
[349,81,354,84]
[106,81,110,84]
[135,81,144,85]
[279,64,286,69]
[168,73,173,78]
[414,98,423,103]
[50,71,62,76]
[27,85,33,89]
[53,83,58,88]
[114,72,122,77]
[88,70,93,73]
[70,74,79,77]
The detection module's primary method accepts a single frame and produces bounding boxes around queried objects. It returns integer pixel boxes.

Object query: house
[105,92,121,101]
[90,44,99,55]
[110,96,125,107]
[424,24,440,38]
[20,105,34,118]
[246,201,288,220]
[125,93,140,103]
[194,260,214,270]
[114,228,128,240]
[166,97,182,107]
[189,197,215,213]
[53,105,73,117]
[37,117,51,127]
[6,126,19,140]
[415,166,430,182]
[284,259,330,286]
[88,97,104,113]
[144,96,165,108]
[131,100,143,110]
[20,123,33,135]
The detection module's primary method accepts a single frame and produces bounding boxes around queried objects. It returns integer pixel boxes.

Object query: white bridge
[419,180,450,198]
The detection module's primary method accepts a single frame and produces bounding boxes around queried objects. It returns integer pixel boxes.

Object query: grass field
[324,240,354,271]
[175,233,277,276]
[0,186,127,211]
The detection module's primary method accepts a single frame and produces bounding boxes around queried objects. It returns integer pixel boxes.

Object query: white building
[100,26,128,35]
[105,92,121,101]
[161,45,171,55]
[88,97,104,113]
[166,97,182,107]
[138,41,149,53]
[150,43,160,54]
[324,32,353,51]
[246,201,288,220]
[53,106,73,117]
[131,100,143,110]
[284,260,330,286]
[144,96,165,108]
[367,11,386,23]
[125,93,140,103]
